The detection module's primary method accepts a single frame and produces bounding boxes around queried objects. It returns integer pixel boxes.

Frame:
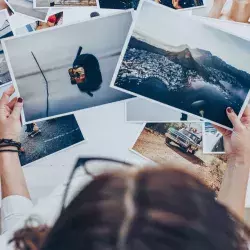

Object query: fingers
[0,85,15,105]
[7,97,17,110]
[226,107,245,132]
[212,124,231,137]
[242,104,250,117]
[10,97,23,120]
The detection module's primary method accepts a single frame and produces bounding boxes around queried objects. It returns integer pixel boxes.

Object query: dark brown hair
[10,166,250,250]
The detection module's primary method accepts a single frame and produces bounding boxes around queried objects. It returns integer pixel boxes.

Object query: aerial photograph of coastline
[113,0,250,128]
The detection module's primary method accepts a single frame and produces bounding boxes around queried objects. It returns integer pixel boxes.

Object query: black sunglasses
[61,157,132,212]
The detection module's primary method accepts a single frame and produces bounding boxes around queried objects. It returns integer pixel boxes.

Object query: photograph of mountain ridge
[112,0,250,129]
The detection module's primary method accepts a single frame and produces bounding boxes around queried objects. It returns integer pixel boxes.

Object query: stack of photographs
[0,0,249,193]
[0,10,135,167]
[110,0,250,192]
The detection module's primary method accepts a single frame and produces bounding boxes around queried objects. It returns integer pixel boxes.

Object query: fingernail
[226,107,233,113]
[17,97,23,103]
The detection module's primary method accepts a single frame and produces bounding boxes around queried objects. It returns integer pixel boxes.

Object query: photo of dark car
[165,127,201,154]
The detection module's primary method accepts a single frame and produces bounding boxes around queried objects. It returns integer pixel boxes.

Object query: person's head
[10,166,250,250]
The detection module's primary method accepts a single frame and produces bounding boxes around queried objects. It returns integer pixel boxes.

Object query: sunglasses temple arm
[60,161,83,213]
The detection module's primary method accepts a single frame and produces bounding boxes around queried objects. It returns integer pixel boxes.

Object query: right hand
[0,85,23,142]
[215,106,250,165]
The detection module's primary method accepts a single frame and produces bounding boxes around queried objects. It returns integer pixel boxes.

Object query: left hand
[0,85,23,142]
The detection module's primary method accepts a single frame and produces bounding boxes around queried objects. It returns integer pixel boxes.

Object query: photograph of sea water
[113,0,250,129]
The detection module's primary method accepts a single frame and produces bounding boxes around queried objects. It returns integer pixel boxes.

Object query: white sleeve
[1,195,33,234]
[1,173,92,241]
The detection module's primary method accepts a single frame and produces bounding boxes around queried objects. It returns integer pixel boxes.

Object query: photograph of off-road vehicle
[131,122,227,192]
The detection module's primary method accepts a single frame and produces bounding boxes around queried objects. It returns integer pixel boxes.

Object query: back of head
[11,166,250,250]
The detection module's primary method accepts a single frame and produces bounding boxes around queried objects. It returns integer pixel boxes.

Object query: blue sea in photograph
[115,35,250,128]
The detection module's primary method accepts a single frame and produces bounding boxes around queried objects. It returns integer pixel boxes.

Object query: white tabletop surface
[6,7,250,207]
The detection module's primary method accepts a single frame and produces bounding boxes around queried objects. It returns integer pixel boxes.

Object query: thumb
[226,107,244,132]
[11,97,23,120]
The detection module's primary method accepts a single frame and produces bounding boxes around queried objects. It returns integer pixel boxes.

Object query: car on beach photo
[165,127,201,154]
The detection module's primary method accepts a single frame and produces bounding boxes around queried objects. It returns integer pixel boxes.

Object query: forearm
[0,149,30,199]
[218,158,250,219]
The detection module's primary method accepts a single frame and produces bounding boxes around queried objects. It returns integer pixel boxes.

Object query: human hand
[0,85,23,142]
[215,106,250,165]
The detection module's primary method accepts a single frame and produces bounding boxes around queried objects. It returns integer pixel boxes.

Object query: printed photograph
[131,122,227,192]
[0,10,13,86]
[0,0,14,16]
[154,0,204,9]
[3,11,133,123]
[35,0,97,7]
[112,0,250,129]
[193,0,250,24]
[99,0,139,9]
[7,0,48,20]
[126,98,199,122]
[15,12,63,35]
[99,0,203,9]
[0,9,13,38]
[19,115,85,167]
[203,122,224,153]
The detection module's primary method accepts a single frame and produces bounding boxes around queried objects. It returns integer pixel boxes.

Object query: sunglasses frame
[60,157,132,213]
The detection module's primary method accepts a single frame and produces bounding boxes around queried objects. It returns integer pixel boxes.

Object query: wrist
[0,148,20,172]
[0,133,20,142]
[0,145,18,150]
[227,154,250,170]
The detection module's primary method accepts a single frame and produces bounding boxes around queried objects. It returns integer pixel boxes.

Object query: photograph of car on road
[19,114,85,167]
[131,121,227,192]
